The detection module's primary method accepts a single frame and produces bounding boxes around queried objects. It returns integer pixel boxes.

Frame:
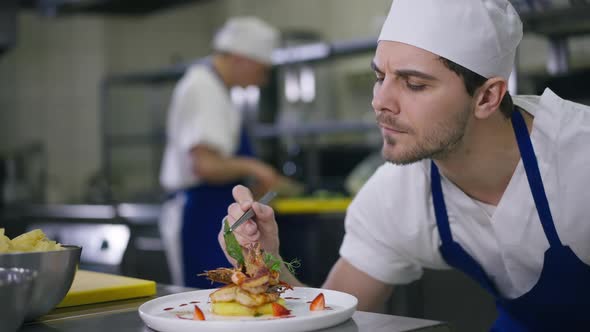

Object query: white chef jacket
[159,64,241,192]
[158,63,241,285]
[340,88,590,299]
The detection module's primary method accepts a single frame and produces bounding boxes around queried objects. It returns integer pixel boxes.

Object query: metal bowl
[0,245,81,321]
[0,267,37,332]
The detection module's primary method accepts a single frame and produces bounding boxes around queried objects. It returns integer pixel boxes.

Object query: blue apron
[180,126,254,288]
[430,109,590,331]
[179,61,255,288]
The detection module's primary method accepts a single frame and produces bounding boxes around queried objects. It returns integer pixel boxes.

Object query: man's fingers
[220,215,259,246]
[234,228,260,245]
[225,201,259,246]
[253,202,275,222]
[228,202,246,222]
[232,185,253,207]
[224,185,275,247]
[251,202,276,235]
[241,221,259,235]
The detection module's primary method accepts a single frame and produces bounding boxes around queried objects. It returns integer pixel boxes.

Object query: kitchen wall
[227,0,391,41]
[1,1,589,202]
[0,1,229,203]
[101,1,229,200]
[0,13,105,203]
[0,0,393,203]
[104,1,228,74]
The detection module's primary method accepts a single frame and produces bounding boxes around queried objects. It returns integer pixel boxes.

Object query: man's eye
[406,82,426,91]
[375,76,384,83]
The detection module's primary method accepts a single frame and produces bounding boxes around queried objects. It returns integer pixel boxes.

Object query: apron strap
[431,162,454,244]
[511,109,562,247]
[431,161,501,296]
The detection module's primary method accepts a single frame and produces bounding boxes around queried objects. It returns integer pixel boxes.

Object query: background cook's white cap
[378,0,523,80]
[213,17,279,65]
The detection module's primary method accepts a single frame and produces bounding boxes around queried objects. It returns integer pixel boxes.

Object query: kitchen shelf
[2,203,161,224]
[252,121,377,139]
[103,39,377,86]
[99,37,380,201]
[520,5,590,38]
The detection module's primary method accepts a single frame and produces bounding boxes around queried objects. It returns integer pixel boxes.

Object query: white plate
[139,287,357,332]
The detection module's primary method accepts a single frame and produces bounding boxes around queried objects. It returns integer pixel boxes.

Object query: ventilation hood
[19,0,212,16]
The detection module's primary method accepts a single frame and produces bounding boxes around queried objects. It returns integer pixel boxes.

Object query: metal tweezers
[226,191,277,234]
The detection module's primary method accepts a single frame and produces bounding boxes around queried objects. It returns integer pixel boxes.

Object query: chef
[159,17,285,288]
[220,0,590,330]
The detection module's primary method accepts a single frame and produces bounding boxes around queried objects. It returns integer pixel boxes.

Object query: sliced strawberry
[309,293,325,311]
[193,304,205,320]
[272,302,291,316]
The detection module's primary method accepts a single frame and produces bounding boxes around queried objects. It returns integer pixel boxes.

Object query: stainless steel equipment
[27,223,129,269]
[0,246,81,321]
[0,267,37,332]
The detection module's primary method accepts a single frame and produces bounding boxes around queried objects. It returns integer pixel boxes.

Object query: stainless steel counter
[20,285,451,332]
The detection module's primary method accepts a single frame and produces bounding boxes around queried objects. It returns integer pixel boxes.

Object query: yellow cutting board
[272,197,352,214]
[56,270,156,308]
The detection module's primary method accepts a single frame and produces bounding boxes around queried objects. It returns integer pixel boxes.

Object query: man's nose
[371,95,382,113]
[372,80,400,115]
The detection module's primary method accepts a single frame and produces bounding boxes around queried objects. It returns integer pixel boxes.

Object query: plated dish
[138,286,357,332]
[139,218,357,331]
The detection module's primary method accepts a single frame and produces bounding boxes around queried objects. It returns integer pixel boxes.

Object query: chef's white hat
[378,0,523,80]
[213,17,279,65]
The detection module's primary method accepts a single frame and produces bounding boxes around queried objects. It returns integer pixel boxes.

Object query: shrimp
[200,267,235,284]
[209,284,238,302]
[202,242,293,309]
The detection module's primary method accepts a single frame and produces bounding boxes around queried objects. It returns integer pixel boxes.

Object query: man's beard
[380,106,471,165]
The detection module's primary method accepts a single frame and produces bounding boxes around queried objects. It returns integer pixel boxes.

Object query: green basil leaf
[263,252,300,275]
[223,218,244,266]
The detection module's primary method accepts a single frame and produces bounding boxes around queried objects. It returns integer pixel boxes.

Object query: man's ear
[473,78,507,120]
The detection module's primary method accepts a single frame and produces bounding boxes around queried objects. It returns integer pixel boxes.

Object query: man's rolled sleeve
[338,164,424,285]
[339,213,423,285]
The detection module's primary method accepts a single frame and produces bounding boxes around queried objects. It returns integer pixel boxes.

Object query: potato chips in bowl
[0,228,81,320]
[1,228,63,253]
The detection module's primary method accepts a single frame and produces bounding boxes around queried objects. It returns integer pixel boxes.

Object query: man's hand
[249,162,282,197]
[190,145,281,193]
[218,185,281,262]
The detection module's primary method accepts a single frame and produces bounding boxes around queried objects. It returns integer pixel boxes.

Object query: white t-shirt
[340,88,590,299]
[159,64,241,192]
